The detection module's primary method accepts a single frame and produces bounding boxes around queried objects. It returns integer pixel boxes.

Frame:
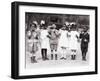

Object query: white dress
[69,31,79,50]
[59,29,68,47]
[40,29,50,50]
[58,29,69,55]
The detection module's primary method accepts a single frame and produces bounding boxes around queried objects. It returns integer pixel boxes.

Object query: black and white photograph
[11,2,97,79]
[25,13,90,68]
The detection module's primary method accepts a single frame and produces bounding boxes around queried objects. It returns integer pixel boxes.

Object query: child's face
[62,26,66,30]
[31,25,36,31]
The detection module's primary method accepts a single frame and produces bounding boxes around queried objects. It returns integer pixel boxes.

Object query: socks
[51,50,58,60]
[31,56,37,63]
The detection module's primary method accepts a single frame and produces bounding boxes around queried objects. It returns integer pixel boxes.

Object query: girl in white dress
[39,20,50,60]
[58,25,68,59]
[69,29,79,60]
[40,27,50,60]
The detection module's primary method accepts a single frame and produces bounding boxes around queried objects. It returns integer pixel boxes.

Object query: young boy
[47,24,60,60]
[80,27,89,61]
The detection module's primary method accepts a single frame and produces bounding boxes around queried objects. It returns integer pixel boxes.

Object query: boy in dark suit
[80,27,89,61]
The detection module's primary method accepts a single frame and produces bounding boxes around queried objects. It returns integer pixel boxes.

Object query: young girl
[27,23,40,63]
[40,20,49,60]
[69,28,79,60]
[58,25,68,60]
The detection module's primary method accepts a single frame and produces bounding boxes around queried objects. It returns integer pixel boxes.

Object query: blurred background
[25,12,89,30]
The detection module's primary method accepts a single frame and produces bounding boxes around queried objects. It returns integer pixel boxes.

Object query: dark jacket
[80,32,89,48]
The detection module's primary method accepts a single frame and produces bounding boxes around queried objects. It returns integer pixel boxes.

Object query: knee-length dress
[40,29,50,51]
[69,31,79,50]
[58,29,68,54]
[59,29,68,48]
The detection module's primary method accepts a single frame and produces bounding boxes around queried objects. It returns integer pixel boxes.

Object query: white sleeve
[59,29,62,34]
[27,31,31,37]
[76,31,79,37]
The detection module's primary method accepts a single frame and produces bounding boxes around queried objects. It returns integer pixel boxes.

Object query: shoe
[64,57,66,60]
[33,60,37,63]
[42,58,45,61]
[31,56,37,63]
[82,57,86,61]
[45,58,49,60]
[83,58,86,61]
[60,57,64,60]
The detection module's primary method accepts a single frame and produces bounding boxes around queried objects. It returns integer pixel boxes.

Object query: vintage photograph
[11,2,97,79]
[25,12,90,68]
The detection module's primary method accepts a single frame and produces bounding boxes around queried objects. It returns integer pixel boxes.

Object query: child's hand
[84,39,87,42]
[47,35,51,38]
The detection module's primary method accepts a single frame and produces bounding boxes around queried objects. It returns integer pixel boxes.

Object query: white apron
[40,29,50,50]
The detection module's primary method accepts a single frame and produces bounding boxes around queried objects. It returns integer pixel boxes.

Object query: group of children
[26,20,89,63]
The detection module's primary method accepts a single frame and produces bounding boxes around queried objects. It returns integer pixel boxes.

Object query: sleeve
[47,29,51,39]
[79,32,83,39]
[27,31,32,39]
[76,32,79,39]
[37,31,41,39]
[87,33,89,42]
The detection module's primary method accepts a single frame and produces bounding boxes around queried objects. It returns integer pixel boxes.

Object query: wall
[0,0,99,81]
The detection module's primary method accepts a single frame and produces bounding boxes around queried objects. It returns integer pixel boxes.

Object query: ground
[25,42,89,69]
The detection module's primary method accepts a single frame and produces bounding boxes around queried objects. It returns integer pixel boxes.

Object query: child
[80,27,89,61]
[27,23,40,63]
[58,25,68,60]
[69,28,79,60]
[47,24,60,60]
[40,20,49,60]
